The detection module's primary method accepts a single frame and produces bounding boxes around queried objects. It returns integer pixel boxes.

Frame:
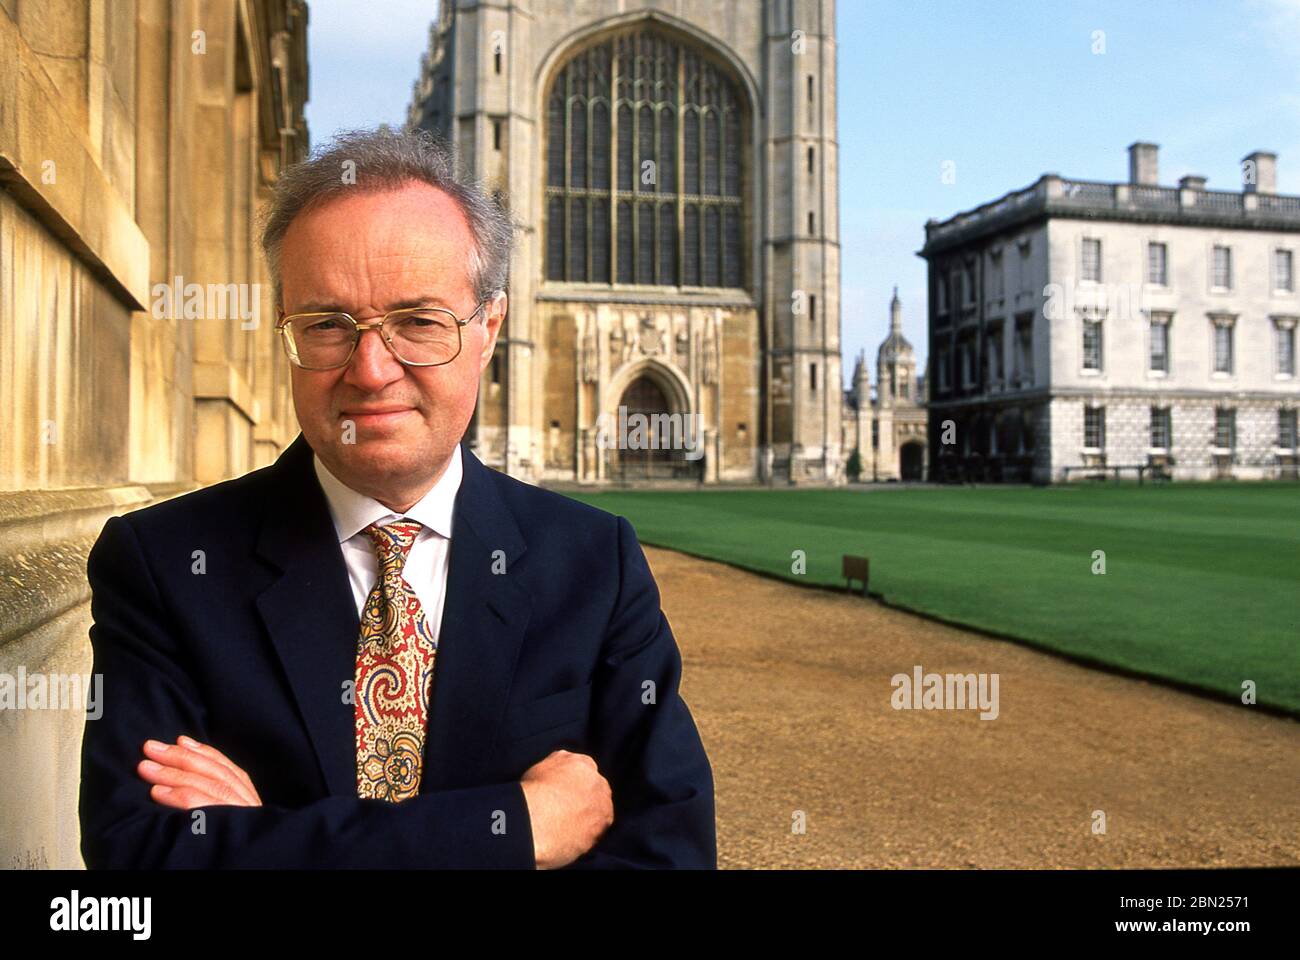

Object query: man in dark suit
[79,128,716,869]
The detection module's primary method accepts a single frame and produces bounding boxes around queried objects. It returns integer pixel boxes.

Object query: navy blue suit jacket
[79,433,716,868]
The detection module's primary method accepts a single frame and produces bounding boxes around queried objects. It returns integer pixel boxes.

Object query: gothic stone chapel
[409,0,841,483]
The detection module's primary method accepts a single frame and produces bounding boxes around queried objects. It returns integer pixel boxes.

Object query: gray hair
[259,126,515,308]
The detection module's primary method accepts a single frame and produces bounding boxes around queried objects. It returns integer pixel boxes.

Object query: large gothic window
[544,29,745,288]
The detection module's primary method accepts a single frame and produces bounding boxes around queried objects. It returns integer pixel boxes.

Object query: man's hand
[519,749,614,869]
[136,736,263,810]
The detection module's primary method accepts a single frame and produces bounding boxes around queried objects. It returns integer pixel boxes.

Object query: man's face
[278,181,505,504]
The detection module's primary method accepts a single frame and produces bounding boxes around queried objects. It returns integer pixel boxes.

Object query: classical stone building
[921,142,1300,483]
[841,288,928,481]
[0,0,308,868]
[408,0,842,483]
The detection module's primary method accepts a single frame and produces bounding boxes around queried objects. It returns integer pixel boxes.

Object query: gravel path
[647,546,1300,869]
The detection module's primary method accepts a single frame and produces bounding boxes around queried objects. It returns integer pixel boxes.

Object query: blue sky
[303,0,1300,383]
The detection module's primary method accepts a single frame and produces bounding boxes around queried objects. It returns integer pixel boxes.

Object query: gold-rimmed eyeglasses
[275,300,489,370]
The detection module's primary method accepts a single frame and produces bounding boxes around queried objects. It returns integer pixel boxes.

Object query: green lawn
[564,483,1300,715]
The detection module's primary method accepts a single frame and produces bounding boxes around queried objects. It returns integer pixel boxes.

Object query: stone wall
[0,0,308,869]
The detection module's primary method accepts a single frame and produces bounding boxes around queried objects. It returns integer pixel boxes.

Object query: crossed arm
[80,517,536,868]
[81,513,715,869]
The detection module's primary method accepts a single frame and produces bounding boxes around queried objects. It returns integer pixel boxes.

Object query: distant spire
[889,286,902,333]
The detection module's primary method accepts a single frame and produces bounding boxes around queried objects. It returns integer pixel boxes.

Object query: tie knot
[365,520,423,569]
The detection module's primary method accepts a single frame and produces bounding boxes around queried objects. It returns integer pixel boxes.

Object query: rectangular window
[1213,321,1234,374]
[1150,407,1171,450]
[1280,409,1298,450]
[990,252,1004,299]
[809,362,817,392]
[1212,245,1232,289]
[1215,408,1236,449]
[1014,314,1033,382]
[986,325,1004,381]
[1084,405,1105,450]
[936,272,948,313]
[1081,238,1102,283]
[1276,321,1296,376]
[1147,242,1168,285]
[1149,314,1170,373]
[1276,249,1294,293]
[1082,319,1103,371]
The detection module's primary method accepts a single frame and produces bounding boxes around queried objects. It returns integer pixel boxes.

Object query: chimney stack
[1128,141,1159,186]
[1242,151,1277,194]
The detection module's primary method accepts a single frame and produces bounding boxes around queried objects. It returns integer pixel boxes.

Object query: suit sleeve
[79,515,536,869]
[566,515,717,869]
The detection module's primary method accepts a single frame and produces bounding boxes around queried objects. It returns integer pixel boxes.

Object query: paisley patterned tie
[355,520,438,802]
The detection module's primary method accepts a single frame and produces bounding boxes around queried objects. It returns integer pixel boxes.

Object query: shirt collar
[312,443,462,544]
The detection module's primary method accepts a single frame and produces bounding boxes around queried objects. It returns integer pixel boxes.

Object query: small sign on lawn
[842,554,869,596]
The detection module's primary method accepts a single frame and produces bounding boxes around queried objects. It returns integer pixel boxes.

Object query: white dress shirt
[312,445,463,644]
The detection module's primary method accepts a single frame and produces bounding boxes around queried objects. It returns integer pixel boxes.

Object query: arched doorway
[608,375,701,480]
[900,441,924,481]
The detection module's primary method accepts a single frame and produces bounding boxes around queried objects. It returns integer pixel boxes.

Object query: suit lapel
[254,433,360,797]
[421,441,532,790]
[253,434,532,798]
